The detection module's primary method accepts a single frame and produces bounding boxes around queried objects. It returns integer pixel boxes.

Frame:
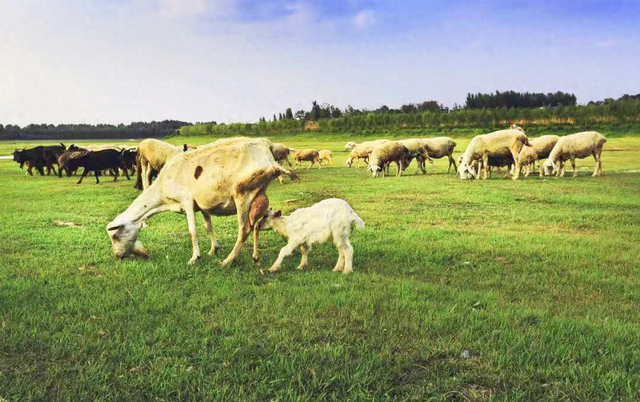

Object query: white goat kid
[258,198,365,275]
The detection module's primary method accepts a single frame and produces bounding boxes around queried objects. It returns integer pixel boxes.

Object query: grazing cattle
[76,149,131,184]
[57,146,89,177]
[106,137,298,265]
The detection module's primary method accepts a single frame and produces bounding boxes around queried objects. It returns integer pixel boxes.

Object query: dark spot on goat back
[194,166,203,179]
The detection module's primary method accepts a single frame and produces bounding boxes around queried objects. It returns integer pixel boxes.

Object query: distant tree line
[181,93,640,137]
[0,120,193,140]
[465,91,577,109]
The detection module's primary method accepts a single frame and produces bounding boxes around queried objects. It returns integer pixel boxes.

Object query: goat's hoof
[208,246,219,256]
[252,256,259,263]
[342,269,352,275]
[188,256,201,265]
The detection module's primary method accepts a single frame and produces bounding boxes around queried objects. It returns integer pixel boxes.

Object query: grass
[1,135,639,400]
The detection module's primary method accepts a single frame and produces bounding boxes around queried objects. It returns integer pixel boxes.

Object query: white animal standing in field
[346,139,390,168]
[367,141,410,177]
[543,131,607,177]
[422,137,458,173]
[318,150,334,166]
[258,198,365,275]
[458,129,530,180]
[344,141,357,151]
[517,135,560,176]
[136,139,190,190]
[292,149,322,169]
[107,137,297,265]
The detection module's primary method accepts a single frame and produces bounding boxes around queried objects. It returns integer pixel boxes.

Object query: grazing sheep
[367,141,410,178]
[258,198,364,275]
[458,129,530,180]
[346,139,390,168]
[344,141,357,151]
[106,137,297,265]
[517,135,560,177]
[318,150,334,166]
[543,131,606,177]
[271,143,293,167]
[292,149,322,169]
[398,139,431,174]
[423,137,457,173]
[135,139,191,190]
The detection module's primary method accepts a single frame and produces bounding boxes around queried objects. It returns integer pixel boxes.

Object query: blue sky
[1,0,639,125]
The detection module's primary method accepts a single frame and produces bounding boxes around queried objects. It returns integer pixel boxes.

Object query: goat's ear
[274,210,282,218]
[60,143,66,148]
[107,224,122,231]
[183,144,188,152]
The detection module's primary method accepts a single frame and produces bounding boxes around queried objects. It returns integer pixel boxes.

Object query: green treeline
[0,120,192,140]
[180,95,640,138]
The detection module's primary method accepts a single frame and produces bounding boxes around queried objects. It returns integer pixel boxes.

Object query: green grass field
[1,135,639,400]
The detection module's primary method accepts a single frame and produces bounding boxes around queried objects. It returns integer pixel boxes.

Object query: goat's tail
[352,213,365,230]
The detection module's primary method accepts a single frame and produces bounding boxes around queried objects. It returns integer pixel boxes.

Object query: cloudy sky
[1,0,639,125]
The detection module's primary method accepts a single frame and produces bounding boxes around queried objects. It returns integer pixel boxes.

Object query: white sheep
[346,139,389,168]
[458,129,530,180]
[517,135,560,177]
[543,131,606,177]
[258,198,365,275]
[367,141,410,177]
[398,139,431,174]
[423,137,457,173]
[318,150,334,166]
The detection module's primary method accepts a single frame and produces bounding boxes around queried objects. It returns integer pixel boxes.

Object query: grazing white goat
[136,139,191,190]
[318,150,334,166]
[106,137,297,265]
[367,141,410,177]
[258,198,364,275]
[458,129,530,180]
[543,131,606,177]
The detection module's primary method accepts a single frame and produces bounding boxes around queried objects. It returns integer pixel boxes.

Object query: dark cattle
[76,149,131,184]
[120,149,137,176]
[13,144,66,176]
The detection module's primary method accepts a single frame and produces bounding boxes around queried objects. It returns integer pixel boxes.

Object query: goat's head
[345,158,353,168]
[106,220,148,260]
[257,209,282,231]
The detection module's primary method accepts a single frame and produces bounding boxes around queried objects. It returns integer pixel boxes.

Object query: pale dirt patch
[53,220,81,228]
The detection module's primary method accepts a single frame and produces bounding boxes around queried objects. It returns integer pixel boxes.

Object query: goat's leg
[77,168,88,184]
[332,247,345,272]
[201,211,220,256]
[113,167,119,181]
[249,191,269,263]
[297,244,309,270]
[482,155,489,179]
[511,148,521,180]
[122,164,131,180]
[317,158,321,169]
[184,203,200,265]
[340,239,354,275]
[268,242,297,273]
[570,156,577,177]
[95,170,101,184]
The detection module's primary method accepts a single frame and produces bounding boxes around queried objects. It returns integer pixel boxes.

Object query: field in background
[1,136,639,400]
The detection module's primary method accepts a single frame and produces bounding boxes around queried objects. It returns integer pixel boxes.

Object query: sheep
[106,137,298,265]
[346,139,389,168]
[543,131,606,177]
[510,124,525,132]
[458,129,530,180]
[398,139,431,174]
[517,135,560,177]
[135,139,192,190]
[258,198,364,275]
[318,150,334,166]
[292,149,322,169]
[271,143,293,167]
[367,141,410,178]
[344,141,357,151]
[422,137,457,173]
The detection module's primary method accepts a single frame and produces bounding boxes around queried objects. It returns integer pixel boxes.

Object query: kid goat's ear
[274,210,282,218]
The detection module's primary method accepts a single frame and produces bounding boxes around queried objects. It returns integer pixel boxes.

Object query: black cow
[76,149,131,184]
[120,149,137,176]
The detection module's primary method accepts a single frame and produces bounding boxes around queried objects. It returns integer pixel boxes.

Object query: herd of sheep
[10,127,608,273]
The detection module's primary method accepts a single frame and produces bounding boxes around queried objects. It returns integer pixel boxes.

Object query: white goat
[258,198,364,275]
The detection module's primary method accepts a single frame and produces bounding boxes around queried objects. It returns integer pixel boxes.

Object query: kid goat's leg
[269,242,297,273]
[201,211,220,256]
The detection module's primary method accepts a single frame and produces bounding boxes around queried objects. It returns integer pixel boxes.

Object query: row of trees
[465,91,577,109]
[0,120,192,140]
[180,96,640,137]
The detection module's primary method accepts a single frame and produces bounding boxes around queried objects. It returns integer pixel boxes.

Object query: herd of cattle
[8,129,608,270]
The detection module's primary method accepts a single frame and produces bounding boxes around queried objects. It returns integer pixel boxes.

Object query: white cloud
[594,38,617,48]
[353,9,375,28]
